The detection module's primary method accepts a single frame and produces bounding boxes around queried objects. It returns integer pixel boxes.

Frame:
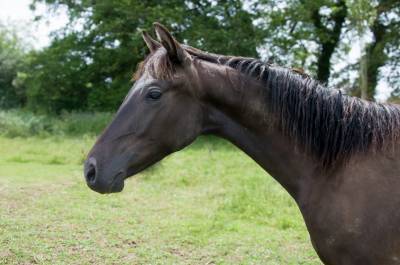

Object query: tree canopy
[0,0,399,113]
[27,0,261,112]
[0,22,29,108]
[258,0,347,85]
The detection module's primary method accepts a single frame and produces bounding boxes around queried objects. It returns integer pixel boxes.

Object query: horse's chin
[95,155,166,194]
[108,173,125,193]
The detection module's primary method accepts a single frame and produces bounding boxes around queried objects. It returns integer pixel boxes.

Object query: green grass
[0,110,113,137]
[0,135,322,264]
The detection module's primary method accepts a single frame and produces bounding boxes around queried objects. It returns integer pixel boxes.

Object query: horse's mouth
[109,172,125,193]
[86,151,167,194]
[97,163,152,194]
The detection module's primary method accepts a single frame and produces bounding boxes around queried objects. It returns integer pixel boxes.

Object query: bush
[0,109,113,137]
[57,111,113,136]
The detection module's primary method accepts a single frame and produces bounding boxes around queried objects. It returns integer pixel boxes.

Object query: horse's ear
[142,31,161,53]
[153,22,189,64]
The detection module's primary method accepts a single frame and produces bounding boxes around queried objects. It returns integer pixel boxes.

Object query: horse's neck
[199,62,315,199]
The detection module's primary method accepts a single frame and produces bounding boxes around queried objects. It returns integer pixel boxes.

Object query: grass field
[0,135,322,265]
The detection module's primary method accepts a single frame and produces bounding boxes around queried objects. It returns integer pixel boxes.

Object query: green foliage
[347,0,400,99]
[0,23,29,108]
[26,0,261,113]
[57,111,113,135]
[258,0,400,98]
[0,110,55,137]
[258,0,347,84]
[346,0,377,33]
[0,109,112,137]
[26,35,94,113]
[372,0,400,93]
[2,0,399,111]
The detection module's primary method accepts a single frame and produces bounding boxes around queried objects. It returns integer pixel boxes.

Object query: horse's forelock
[133,49,175,81]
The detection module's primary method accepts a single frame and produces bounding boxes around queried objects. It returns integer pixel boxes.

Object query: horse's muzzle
[84,157,125,194]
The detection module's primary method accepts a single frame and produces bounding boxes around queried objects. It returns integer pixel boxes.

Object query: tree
[342,0,399,100]
[364,0,399,99]
[346,0,377,99]
[258,0,347,85]
[26,34,92,113]
[0,22,30,108]
[28,0,262,113]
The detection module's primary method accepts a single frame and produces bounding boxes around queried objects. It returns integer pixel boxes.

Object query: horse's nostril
[85,163,97,184]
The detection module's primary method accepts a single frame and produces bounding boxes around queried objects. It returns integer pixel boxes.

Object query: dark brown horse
[84,23,400,265]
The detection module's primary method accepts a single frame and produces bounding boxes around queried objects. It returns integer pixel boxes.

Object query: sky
[0,0,392,100]
[0,0,68,48]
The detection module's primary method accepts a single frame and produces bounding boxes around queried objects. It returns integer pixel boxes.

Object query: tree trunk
[360,52,368,100]
[312,0,347,85]
[365,19,387,100]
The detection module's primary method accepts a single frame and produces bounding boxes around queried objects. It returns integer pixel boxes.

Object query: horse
[84,23,400,265]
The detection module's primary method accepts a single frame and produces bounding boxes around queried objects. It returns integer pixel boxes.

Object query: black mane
[188,49,400,168]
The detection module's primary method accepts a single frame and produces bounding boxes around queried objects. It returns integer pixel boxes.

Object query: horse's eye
[146,89,162,101]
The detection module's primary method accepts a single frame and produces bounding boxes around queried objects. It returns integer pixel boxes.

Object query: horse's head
[84,23,204,193]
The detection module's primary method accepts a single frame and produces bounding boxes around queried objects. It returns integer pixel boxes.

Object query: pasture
[0,134,321,264]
